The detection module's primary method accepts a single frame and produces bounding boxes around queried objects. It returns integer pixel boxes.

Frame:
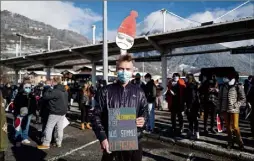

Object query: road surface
[3,105,245,161]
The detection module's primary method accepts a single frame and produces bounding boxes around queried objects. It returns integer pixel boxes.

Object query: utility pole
[16,44,19,57]
[92,25,96,45]
[19,36,22,56]
[48,36,51,51]
[92,25,96,88]
[16,33,23,83]
[103,0,108,83]
[142,52,145,80]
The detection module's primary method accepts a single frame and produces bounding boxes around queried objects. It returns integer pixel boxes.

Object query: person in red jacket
[166,73,186,135]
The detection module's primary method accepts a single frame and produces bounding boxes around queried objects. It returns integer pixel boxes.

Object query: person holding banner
[91,54,148,161]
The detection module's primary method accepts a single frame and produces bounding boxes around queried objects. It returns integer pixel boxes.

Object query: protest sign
[108,107,138,151]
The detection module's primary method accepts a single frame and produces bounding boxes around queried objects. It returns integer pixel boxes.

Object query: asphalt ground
[4,118,236,161]
[58,138,236,161]
[3,104,251,161]
[153,110,254,153]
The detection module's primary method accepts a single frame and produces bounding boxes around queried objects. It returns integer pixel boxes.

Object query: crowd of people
[0,54,254,161]
[165,72,254,150]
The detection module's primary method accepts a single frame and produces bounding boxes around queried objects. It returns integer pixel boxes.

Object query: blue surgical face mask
[23,84,31,94]
[24,87,31,93]
[117,70,132,84]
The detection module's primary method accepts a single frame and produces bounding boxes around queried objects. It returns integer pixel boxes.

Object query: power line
[214,0,250,22]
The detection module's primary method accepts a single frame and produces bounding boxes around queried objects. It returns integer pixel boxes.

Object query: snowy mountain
[1,10,253,75]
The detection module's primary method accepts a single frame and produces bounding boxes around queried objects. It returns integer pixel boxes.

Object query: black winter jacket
[91,82,148,142]
[13,91,37,117]
[144,80,156,103]
[43,84,68,116]
[185,82,200,113]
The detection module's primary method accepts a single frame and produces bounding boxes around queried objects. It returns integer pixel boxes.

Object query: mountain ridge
[0,10,253,75]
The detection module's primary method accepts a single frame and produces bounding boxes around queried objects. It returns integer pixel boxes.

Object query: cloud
[100,3,254,45]
[1,1,102,35]
[138,3,254,33]
[137,3,254,47]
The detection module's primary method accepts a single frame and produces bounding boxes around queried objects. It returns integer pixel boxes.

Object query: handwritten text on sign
[108,107,138,151]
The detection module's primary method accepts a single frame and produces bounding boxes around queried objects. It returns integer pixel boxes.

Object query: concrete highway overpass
[1,17,253,69]
[1,17,254,87]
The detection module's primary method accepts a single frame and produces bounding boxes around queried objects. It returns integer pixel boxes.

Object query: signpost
[108,107,138,151]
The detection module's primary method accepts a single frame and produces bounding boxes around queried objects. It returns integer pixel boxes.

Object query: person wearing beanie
[218,72,245,150]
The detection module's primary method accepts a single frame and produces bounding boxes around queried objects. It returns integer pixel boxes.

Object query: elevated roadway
[1,17,254,69]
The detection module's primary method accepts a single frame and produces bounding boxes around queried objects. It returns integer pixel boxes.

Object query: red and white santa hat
[118,10,138,38]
